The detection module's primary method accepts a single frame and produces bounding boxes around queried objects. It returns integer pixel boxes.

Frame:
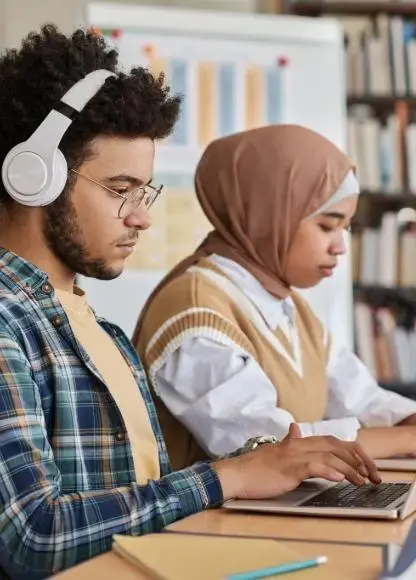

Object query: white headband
[309,169,360,217]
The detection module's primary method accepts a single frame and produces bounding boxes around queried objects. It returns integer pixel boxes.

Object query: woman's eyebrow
[321,211,345,221]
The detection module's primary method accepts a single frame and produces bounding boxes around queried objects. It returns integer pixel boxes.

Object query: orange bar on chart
[197,62,216,147]
[148,58,167,81]
[244,66,263,130]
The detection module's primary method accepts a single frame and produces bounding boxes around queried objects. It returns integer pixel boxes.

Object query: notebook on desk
[223,477,416,520]
[111,533,351,580]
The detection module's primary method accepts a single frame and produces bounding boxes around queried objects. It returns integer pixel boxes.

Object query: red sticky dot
[278,56,289,68]
[111,29,122,39]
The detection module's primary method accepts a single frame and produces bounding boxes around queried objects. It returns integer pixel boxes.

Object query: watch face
[257,436,272,445]
[243,436,278,452]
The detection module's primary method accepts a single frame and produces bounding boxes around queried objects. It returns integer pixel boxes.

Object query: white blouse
[153,254,416,457]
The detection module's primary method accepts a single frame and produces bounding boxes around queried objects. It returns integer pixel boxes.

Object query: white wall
[1,0,83,49]
[0,0,260,50]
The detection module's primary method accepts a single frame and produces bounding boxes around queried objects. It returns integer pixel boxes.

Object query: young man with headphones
[0,25,380,580]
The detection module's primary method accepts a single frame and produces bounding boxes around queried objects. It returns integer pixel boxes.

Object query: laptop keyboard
[301,481,411,509]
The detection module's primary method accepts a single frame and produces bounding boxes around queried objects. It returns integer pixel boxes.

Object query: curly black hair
[0,24,181,205]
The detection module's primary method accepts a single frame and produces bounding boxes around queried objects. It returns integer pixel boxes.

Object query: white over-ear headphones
[1,69,115,207]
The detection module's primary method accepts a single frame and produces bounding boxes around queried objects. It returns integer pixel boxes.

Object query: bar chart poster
[125,172,211,271]
[99,28,290,151]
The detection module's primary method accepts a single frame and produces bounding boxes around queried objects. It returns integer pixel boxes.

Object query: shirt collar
[0,247,49,295]
[208,254,295,330]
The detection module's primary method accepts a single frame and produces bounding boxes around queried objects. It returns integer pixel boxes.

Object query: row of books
[351,215,416,287]
[347,107,416,192]
[345,14,416,96]
[296,0,416,4]
[354,301,416,383]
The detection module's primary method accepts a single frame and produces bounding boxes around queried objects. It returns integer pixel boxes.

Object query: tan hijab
[133,124,354,342]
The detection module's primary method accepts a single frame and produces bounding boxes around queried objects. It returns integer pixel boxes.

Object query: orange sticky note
[89,27,102,37]
[143,44,156,59]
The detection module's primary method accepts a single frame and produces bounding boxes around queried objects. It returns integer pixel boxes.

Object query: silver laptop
[223,477,416,520]
[375,458,416,472]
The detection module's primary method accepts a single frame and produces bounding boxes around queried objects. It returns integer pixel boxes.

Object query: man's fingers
[309,455,366,486]
[307,438,366,472]
[306,462,345,483]
[287,423,302,439]
[301,437,381,485]
[331,442,381,484]
[283,423,302,442]
[350,443,382,485]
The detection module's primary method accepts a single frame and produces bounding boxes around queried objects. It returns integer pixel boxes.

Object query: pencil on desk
[225,555,328,580]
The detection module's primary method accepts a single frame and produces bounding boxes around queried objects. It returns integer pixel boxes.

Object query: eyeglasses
[71,169,163,219]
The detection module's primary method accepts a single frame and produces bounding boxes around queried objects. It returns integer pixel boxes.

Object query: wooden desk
[56,553,146,580]
[169,471,416,545]
[54,471,415,579]
[55,540,385,579]
[169,508,413,545]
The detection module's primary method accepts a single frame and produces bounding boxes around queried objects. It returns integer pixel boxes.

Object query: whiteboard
[81,3,352,351]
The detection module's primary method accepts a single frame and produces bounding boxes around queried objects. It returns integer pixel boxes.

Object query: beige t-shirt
[57,288,160,484]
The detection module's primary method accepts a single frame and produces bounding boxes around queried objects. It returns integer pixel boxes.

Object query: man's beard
[43,195,120,280]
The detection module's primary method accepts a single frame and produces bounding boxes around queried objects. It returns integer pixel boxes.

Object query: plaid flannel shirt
[0,248,222,580]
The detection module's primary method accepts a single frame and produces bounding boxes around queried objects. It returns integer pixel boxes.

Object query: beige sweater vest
[137,259,329,470]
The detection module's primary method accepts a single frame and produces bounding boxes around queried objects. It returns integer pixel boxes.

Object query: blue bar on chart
[170,59,189,145]
[265,65,283,125]
[217,62,236,137]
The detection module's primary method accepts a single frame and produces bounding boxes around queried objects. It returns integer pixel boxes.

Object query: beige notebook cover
[112,533,347,580]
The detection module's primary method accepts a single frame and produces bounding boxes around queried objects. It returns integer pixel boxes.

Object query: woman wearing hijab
[133,124,416,471]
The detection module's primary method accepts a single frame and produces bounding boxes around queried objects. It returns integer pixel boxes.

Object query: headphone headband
[61,70,115,112]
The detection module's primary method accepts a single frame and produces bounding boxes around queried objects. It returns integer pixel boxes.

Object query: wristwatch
[221,436,279,459]
[240,436,280,453]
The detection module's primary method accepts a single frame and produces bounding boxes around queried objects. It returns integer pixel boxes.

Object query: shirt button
[41,283,52,295]
[52,315,63,328]
[115,430,126,442]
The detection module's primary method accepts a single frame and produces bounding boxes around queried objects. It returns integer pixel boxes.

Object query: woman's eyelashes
[319,223,351,234]
[318,223,334,233]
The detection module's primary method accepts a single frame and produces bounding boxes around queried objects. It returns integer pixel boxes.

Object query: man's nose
[124,202,151,230]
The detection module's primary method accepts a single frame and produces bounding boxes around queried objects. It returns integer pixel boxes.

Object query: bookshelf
[359,191,416,208]
[354,192,416,226]
[380,380,416,399]
[286,1,416,396]
[286,2,416,17]
[347,95,416,109]
[354,284,416,304]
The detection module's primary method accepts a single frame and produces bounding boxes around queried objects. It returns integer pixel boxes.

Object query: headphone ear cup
[39,149,68,206]
[2,146,68,207]
[2,144,48,204]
